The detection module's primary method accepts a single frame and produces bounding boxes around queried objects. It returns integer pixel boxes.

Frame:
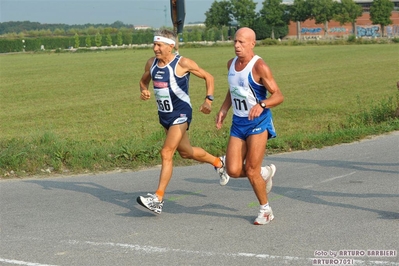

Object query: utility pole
[163,5,167,27]
[139,6,168,27]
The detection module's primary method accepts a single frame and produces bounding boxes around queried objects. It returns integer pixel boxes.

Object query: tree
[110,20,125,29]
[191,27,203,41]
[74,33,80,48]
[333,0,363,35]
[96,26,105,35]
[116,31,123,46]
[95,32,102,47]
[204,0,232,40]
[289,0,312,39]
[53,28,65,36]
[106,33,112,46]
[206,27,217,41]
[308,0,337,37]
[87,26,97,35]
[85,35,92,47]
[122,31,132,45]
[230,0,257,28]
[28,30,39,37]
[259,0,287,39]
[370,0,394,37]
[37,29,51,37]
[253,17,288,39]
[66,28,77,36]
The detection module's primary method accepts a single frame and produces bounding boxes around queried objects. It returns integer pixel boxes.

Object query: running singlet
[228,55,268,118]
[150,54,191,119]
[227,55,276,140]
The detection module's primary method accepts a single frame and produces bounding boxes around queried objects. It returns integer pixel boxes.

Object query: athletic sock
[260,203,269,210]
[213,157,222,168]
[155,190,164,201]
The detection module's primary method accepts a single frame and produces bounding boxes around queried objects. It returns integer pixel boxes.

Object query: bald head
[235,27,256,42]
[233,27,256,58]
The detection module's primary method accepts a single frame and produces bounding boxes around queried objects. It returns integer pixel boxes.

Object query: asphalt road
[1,132,398,266]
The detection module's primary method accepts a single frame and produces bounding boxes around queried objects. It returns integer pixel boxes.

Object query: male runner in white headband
[137,29,230,215]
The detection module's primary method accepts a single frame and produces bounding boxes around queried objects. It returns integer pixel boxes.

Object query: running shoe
[137,193,164,214]
[262,164,276,194]
[254,206,274,225]
[215,155,230,186]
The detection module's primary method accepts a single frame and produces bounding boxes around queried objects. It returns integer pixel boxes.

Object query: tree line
[205,0,395,38]
[0,0,395,41]
[0,26,233,53]
[0,20,132,36]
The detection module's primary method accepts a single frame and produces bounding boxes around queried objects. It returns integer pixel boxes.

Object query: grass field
[1,44,398,177]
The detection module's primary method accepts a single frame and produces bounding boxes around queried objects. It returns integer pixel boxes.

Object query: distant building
[286,0,399,38]
[185,23,205,28]
[135,25,152,30]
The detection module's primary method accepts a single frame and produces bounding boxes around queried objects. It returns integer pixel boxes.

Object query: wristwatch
[205,95,214,101]
[259,101,266,109]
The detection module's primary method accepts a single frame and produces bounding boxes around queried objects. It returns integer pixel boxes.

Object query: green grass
[1,44,398,177]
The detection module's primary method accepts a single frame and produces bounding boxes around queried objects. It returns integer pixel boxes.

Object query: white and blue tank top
[227,55,269,118]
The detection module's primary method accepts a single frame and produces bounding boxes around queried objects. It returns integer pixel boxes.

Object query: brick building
[286,0,399,38]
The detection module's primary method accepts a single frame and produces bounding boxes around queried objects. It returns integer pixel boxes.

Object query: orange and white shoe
[137,193,164,214]
[215,156,230,186]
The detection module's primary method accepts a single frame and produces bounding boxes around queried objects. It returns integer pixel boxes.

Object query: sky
[0,0,262,28]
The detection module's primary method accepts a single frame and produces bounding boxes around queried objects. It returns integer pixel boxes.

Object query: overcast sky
[0,0,263,28]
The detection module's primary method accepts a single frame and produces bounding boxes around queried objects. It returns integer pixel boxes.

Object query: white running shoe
[137,193,164,214]
[262,164,276,194]
[215,155,230,186]
[254,206,274,225]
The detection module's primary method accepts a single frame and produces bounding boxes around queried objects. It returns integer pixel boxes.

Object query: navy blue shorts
[159,113,192,130]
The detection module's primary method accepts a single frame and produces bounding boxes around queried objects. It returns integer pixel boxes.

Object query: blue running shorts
[230,113,276,140]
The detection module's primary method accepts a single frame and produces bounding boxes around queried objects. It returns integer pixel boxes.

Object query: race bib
[231,86,250,117]
[154,88,173,113]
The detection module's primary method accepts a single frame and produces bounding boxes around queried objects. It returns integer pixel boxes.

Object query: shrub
[260,38,279,46]
[347,35,356,43]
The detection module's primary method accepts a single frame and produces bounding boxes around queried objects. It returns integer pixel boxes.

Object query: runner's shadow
[272,186,399,220]
[25,179,148,216]
[24,180,246,221]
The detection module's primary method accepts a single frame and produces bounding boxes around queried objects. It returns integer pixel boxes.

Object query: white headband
[153,36,175,45]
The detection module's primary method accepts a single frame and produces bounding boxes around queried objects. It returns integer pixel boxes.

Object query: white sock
[260,203,269,210]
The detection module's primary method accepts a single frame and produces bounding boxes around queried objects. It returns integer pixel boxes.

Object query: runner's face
[234,31,254,57]
[153,42,173,58]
